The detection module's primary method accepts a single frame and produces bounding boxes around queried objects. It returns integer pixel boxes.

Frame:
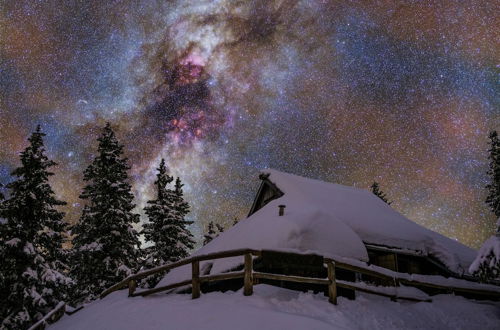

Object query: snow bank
[49,285,500,330]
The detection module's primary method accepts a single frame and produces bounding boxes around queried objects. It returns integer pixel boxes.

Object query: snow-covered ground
[50,285,500,330]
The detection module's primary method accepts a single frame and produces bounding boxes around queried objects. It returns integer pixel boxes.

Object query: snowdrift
[49,285,500,330]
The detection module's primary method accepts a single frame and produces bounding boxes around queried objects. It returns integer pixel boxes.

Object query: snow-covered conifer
[0,126,71,329]
[469,221,500,281]
[486,130,500,218]
[203,221,224,246]
[371,182,392,205]
[70,123,141,303]
[471,132,500,281]
[141,160,194,287]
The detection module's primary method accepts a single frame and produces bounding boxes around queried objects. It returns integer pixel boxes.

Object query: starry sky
[1,0,499,248]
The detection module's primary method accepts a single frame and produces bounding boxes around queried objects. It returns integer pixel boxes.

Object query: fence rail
[28,301,66,330]
[100,249,500,304]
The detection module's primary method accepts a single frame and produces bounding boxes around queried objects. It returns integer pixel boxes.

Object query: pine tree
[0,126,71,329]
[371,182,392,205]
[141,160,194,287]
[486,130,500,220]
[70,123,141,303]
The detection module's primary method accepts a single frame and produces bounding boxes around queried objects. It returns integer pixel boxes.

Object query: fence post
[327,261,337,305]
[244,253,253,296]
[128,280,137,297]
[192,260,200,299]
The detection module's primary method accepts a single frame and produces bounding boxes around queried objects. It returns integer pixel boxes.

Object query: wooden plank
[192,260,200,299]
[399,279,500,297]
[327,261,337,305]
[100,281,129,299]
[199,271,245,283]
[253,272,329,285]
[244,253,253,296]
[324,258,395,282]
[128,280,137,297]
[336,281,431,303]
[196,248,259,263]
[132,279,192,297]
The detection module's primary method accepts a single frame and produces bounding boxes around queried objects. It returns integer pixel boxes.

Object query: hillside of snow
[50,285,499,330]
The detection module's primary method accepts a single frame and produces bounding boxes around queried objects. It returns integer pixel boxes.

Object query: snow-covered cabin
[158,170,477,293]
[248,170,476,278]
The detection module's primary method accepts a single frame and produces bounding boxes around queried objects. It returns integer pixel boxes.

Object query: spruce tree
[203,222,217,246]
[203,221,224,246]
[470,131,500,281]
[486,130,500,220]
[141,160,194,287]
[0,126,71,329]
[70,123,141,303]
[0,183,7,321]
[171,176,195,257]
[371,182,392,205]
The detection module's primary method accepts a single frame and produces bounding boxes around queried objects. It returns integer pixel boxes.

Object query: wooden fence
[29,248,500,329]
[100,249,500,304]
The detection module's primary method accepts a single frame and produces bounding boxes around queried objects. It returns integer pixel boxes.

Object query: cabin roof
[256,169,476,274]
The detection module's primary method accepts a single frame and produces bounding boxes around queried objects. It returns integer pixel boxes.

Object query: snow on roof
[159,169,476,287]
[261,169,476,274]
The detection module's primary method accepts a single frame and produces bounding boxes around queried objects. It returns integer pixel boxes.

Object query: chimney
[278,205,286,216]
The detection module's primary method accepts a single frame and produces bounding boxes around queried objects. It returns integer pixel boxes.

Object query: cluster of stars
[1,0,498,248]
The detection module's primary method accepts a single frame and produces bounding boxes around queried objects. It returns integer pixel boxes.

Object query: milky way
[1,1,499,248]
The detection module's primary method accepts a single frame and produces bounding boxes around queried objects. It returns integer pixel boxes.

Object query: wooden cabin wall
[254,251,356,300]
[366,248,450,280]
[248,178,284,216]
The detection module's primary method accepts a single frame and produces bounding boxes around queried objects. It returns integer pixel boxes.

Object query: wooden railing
[100,249,500,304]
[28,301,66,330]
[100,248,260,299]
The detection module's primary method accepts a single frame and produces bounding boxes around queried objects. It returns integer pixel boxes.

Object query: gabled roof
[158,169,477,288]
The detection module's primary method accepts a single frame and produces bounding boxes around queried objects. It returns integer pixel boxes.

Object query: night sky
[1,1,498,248]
